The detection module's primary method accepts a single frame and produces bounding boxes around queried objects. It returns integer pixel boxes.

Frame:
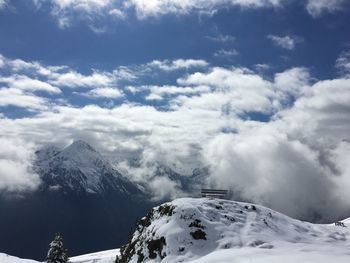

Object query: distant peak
[65,140,97,153]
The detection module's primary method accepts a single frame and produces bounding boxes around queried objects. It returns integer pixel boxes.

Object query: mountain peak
[65,140,97,153]
[34,140,144,195]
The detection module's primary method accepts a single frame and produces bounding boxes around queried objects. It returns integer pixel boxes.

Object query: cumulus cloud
[0,137,41,193]
[274,67,311,99]
[47,69,117,89]
[0,88,49,110]
[268,35,302,50]
[0,53,214,114]
[203,127,344,221]
[83,87,124,98]
[306,0,346,18]
[0,75,61,94]
[177,67,275,114]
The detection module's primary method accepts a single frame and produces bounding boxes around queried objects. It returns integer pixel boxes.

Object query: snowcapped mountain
[116,198,350,263]
[0,140,153,261]
[34,140,143,195]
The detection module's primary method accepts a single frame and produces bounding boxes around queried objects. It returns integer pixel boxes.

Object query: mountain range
[0,140,209,260]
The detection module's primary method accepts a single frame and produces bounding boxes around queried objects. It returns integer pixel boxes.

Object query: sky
[1,0,350,221]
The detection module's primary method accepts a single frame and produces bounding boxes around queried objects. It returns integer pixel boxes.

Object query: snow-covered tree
[46,233,69,263]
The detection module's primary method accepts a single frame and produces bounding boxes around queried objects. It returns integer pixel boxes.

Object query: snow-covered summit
[117,198,350,263]
[34,140,142,195]
[2,198,350,263]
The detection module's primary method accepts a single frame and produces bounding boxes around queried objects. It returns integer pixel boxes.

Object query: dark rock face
[116,204,176,263]
[147,237,166,259]
[190,229,207,240]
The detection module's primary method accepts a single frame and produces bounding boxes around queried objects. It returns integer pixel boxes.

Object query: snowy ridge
[69,249,120,263]
[3,198,350,263]
[34,140,141,194]
[0,253,38,263]
[0,249,119,263]
[117,198,350,263]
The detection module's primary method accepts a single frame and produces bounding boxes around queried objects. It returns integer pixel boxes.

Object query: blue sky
[1,0,349,116]
[1,0,350,219]
[1,1,349,75]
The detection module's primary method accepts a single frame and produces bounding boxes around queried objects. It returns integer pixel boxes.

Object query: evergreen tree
[46,233,69,263]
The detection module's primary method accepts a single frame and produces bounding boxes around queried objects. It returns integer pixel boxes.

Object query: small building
[201,189,229,199]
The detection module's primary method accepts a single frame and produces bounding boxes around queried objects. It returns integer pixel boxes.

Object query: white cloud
[203,127,343,221]
[148,59,208,71]
[109,8,126,19]
[206,34,235,43]
[0,0,7,10]
[0,75,61,94]
[214,49,239,58]
[268,35,300,50]
[306,0,346,18]
[50,0,112,10]
[148,176,184,201]
[26,0,347,28]
[0,55,5,68]
[142,85,211,100]
[0,137,41,192]
[254,63,270,71]
[30,0,286,29]
[177,67,275,114]
[83,87,124,98]
[49,70,115,88]
[126,0,283,19]
[3,54,350,222]
[1,56,63,76]
[45,0,112,26]
[0,88,49,110]
[274,67,311,98]
[277,78,350,141]
[336,51,350,76]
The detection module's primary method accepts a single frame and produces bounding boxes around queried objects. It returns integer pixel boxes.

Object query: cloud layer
[3,0,340,29]
[1,53,350,222]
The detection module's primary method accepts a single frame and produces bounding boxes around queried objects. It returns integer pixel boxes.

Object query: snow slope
[3,198,350,263]
[0,249,119,263]
[116,198,350,262]
[69,249,120,263]
[0,253,38,263]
